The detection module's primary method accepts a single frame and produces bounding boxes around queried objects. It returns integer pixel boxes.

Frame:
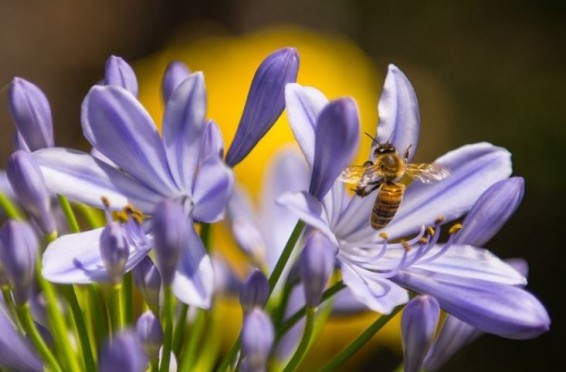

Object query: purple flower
[241,308,274,372]
[132,256,161,315]
[99,330,148,372]
[279,65,548,339]
[240,269,270,314]
[99,222,130,284]
[135,311,163,361]
[104,55,138,96]
[33,61,233,308]
[161,61,191,104]
[300,229,336,308]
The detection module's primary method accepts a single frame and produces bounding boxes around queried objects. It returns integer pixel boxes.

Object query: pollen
[400,239,411,251]
[111,204,146,224]
[435,216,446,225]
[449,223,463,235]
[379,232,389,240]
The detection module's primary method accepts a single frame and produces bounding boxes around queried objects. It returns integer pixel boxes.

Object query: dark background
[1,1,563,370]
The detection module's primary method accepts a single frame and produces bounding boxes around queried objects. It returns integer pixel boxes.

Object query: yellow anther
[449,223,463,235]
[427,226,436,237]
[418,237,428,245]
[379,232,389,240]
[112,210,129,223]
[400,239,411,251]
[435,216,445,225]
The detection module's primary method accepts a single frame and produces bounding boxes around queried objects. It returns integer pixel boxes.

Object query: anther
[435,216,445,225]
[101,196,110,208]
[427,226,435,237]
[379,232,389,240]
[418,237,428,245]
[400,239,411,251]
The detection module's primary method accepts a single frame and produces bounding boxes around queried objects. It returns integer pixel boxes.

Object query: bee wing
[405,163,450,184]
[338,165,367,184]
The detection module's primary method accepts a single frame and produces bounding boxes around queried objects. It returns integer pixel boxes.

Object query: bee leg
[363,160,374,167]
[355,181,381,197]
[403,144,413,162]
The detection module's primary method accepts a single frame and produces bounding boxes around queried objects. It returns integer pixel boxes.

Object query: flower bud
[241,308,274,372]
[152,200,188,286]
[104,55,138,96]
[7,150,56,236]
[8,77,54,151]
[100,222,130,284]
[161,61,191,104]
[0,221,38,304]
[0,301,42,371]
[240,269,269,314]
[135,311,163,361]
[300,230,336,308]
[99,330,148,372]
[225,48,300,167]
[132,256,161,315]
[401,295,440,372]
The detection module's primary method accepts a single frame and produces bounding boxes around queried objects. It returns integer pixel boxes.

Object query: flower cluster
[0,48,549,372]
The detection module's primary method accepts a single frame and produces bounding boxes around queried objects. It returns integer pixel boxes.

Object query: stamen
[379,232,389,240]
[400,239,411,251]
[449,223,463,235]
[435,215,445,225]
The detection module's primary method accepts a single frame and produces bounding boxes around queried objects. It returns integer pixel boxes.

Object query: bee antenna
[364,132,378,144]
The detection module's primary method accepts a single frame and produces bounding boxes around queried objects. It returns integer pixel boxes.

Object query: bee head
[373,143,396,156]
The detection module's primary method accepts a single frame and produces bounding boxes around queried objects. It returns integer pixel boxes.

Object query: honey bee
[339,140,449,229]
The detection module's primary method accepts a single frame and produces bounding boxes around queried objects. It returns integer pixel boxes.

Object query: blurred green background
[1,0,563,370]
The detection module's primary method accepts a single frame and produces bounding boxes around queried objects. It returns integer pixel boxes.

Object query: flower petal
[0,302,42,371]
[375,65,420,162]
[33,148,162,212]
[227,187,266,262]
[200,120,225,160]
[42,228,151,283]
[393,271,550,339]
[192,156,233,223]
[81,85,176,195]
[276,191,337,246]
[310,98,360,200]
[285,83,328,165]
[341,262,408,314]
[161,61,191,104]
[162,72,207,191]
[402,296,440,372]
[0,171,15,199]
[171,222,214,308]
[104,56,139,96]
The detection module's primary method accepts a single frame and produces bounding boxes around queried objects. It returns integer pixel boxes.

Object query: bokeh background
[1,1,564,371]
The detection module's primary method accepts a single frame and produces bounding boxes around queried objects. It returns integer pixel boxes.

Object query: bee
[339,140,449,230]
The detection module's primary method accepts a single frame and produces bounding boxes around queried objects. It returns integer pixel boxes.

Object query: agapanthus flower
[279,64,549,338]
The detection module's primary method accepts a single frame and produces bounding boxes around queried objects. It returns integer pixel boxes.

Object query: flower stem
[109,283,125,331]
[123,272,133,325]
[173,304,189,355]
[16,302,62,372]
[1,286,22,331]
[179,308,207,372]
[159,286,174,372]
[283,307,316,372]
[57,194,80,233]
[320,304,404,372]
[268,220,304,293]
[0,192,24,220]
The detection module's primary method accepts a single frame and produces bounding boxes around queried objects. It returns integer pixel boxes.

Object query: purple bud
[309,98,360,200]
[401,295,440,372]
[7,150,56,235]
[132,256,161,315]
[455,177,524,246]
[0,301,42,371]
[161,61,191,104]
[152,200,188,286]
[201,120,225,160]
[241,308,274,371]
[300,230,336,308]
[225,48,300,167]
[0,221,38,304]
[135,311,163,361]
[99,330,148,372]
[240,269,269,314]
[100,222,130,284]
[8,77,54,151]
[104,56,139,96]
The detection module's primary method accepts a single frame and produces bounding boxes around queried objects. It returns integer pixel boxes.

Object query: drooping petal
[192,156,233,223]
[0,302,42,371]
[455,177,524,246]
[225,48,300,167]
[33,148,162,212]
[300,229,336,307]
[42,228,150,283]
[162,72,207,190]
[309,98,360,200]
[375,65,420,162]
[200,120,225,160]
[8,77,54,151]
[285,83,329,165]
[81,85,176,195]
[104,56,139,96]
[161,61,191,104]
[276,191,337,246]
[341,262,408,314]
[171,221,214,308]
[393,271,550,339]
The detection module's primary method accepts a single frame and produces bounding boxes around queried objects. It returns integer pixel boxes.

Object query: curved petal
[162,61,191,104]
[284,83,328,165]
[42,228,151,283]
[200,120,225,160]
[376,65,420,162]
[104,56,139,96]
[192,156,233,223]
[0,170,15,199]
[33,148,162,212]
[171,222,214,308]
[310,98,360,200]
[393,271,550,339]
[276,191,337,246]
[0,303,42,372]
[162,72,207,191]
[81,85,176,195]
[341,261,408,314]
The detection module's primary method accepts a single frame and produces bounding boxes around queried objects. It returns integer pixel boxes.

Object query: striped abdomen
[370,182,406,229]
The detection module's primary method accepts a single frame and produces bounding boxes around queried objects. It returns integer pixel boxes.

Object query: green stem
[320,305,404,372]
[109,284,125,331]
[179,309,207,372]
[271,281,295,327]
[215,336,240,372]
[0,192,24,220]
[283,307,316,372]
[73,203,105,228]
[172,304,189,355]
[123,272,133,325]
[16,303,62,372]
[268,221,304,293]
[1,286,22,332]
[88,285,107,348]
[159,286,174,372]
[57,195,80,233]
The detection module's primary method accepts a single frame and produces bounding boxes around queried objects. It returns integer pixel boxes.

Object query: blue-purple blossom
[401,295,440,372]
[300,229,336,308]
[104,55,139,96]
[279,65,548,340]
[162,61,191,104]
[241,308,274,372]
[7,150,56,235]
[225,47,300,167]
[240,268,270,314]
[132,256,161,315]
[99,330,148,372]
[8,77,54,152]
[33,59,233,308]
[99,222,130,284]
[135,311,163,361]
